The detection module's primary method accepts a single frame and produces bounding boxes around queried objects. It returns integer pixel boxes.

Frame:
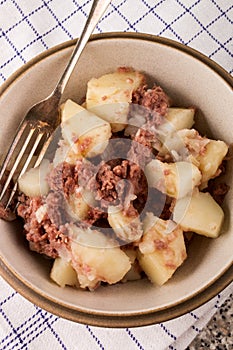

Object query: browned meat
[127,84,170,166]
[17,195,69,258]
[0,203,16,221]
[74,160,96,189]
[95,161,120,203]
[94,159,148,216]
[132,84,147,104]
[144,188,173,221]
[132,85,169,117]
[86,207,108,226]
[127,132,153,168]
[46,191,67,227]
[117,66,136,74]
[48,162,77,196]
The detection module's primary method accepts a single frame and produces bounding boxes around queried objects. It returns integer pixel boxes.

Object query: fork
[0,0,111,212]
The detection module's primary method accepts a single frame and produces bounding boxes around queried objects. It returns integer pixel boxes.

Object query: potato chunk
[50,257,79,288]
[108,206,143,242]
[18,159,51,197]
[138,214,187,285]
[65,189,95,221]
[69,225,131,290]
[145,159,201,198]
[173,190,224,238]
[158,108,195,138]
[166,108,195,130]
[61,99,111,158]
[197,140,228,184]
[159,129,228,184]
[86,69,145,132]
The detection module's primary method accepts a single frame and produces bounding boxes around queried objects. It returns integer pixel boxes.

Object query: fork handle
[54,0,112,97]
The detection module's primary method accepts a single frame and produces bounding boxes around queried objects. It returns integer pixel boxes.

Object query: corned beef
[17,195,69,258]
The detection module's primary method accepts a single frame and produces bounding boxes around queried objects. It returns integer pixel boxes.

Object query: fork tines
[0,120,51,210]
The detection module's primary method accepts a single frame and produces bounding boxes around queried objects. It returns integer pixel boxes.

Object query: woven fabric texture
[0,1,232,349]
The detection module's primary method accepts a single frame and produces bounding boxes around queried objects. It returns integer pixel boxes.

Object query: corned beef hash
[2,67,229,291]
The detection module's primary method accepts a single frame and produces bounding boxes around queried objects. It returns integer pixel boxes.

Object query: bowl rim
[0,258,232,327]
[1,32,232,97]
[0,32,232,327]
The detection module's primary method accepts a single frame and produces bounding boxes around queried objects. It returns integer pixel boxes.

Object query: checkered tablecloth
[0,1,232,349]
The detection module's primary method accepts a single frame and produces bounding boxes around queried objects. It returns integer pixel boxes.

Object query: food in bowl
[1,67,229,291]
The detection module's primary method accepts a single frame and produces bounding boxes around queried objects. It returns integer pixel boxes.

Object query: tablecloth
[0,1,232,349]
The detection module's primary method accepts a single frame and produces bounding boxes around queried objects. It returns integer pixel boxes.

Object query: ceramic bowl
[0,33,232,327]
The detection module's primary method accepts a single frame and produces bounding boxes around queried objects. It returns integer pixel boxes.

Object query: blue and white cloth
[0,1,232,349]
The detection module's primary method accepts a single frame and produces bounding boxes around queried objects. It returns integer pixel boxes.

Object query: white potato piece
[166,108,195,130]
[173,190,224,238]
[53,141,86,166]
[88,103,129,133]
[158,128,209,161]
[142,211,159,233]
[174,131,228,183]
[35,204,48,223]
[50,257,79,288]
[65,189,95,221]
[197,140,228,184]
[86,69,145,132]
[145,159,201,198]
[60,99,82,122]
[177,129,209,154]
[108,206,143,242]
[61,100,111,158]
[18,159,51,197]
[158,108,195,139]
[68,225,131,290]
[52,141,71,166]
[138,215,187,285]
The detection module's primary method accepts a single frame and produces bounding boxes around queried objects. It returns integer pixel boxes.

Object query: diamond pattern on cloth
[0,1,232,349]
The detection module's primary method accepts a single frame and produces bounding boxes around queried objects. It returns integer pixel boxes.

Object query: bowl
[0,33,232,327]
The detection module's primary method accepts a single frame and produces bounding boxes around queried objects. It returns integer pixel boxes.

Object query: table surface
[189,295,233,349]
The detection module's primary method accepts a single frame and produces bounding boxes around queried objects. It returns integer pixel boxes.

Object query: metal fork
[0,0,111,211]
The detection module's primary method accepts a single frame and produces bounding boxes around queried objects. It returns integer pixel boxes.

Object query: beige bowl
[0,33,232,327]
